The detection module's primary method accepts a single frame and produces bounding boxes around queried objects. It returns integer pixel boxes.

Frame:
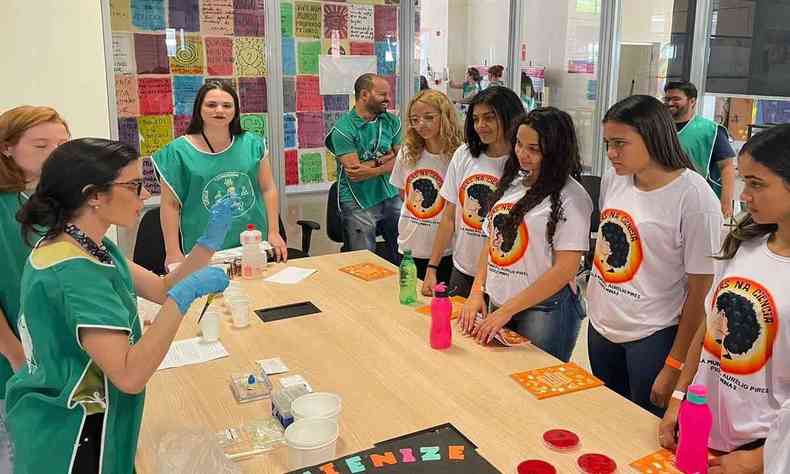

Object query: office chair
[279,216,320,259]
[326,181,391,259]
[578,174,602,280]
[132,207,168,275]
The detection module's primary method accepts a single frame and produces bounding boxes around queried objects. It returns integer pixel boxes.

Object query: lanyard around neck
[201,130,217,154]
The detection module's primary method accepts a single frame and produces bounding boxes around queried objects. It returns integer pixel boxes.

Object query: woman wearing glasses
[6,138,231,474]
[390,90,464,285]
[0,105,70,471]
[153,81,287,268]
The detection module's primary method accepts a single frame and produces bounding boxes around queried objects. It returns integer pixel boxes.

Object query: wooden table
[136,251,661,473]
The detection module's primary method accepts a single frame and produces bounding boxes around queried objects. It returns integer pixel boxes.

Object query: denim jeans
[340,196,402,265]
[588,323,678,417]
[0,400,12,474]
[492,285,585,362]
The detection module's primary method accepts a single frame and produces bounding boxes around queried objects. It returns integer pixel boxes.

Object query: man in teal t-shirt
[664,81,736,218]
[325,73,402,264]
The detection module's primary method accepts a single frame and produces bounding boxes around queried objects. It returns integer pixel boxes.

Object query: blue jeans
[588,323,678,417]
[493,286,585,362]
[340,196,402,265]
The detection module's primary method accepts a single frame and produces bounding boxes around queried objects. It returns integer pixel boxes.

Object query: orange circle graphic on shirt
[458,173,500,230]
[487,202,528,267]
[593,208,643,283]
[703,276,778,375]
[405,168,445,219]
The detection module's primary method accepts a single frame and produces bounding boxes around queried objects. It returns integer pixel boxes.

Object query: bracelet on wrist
[665,355,684,371]
[427,263,439,271]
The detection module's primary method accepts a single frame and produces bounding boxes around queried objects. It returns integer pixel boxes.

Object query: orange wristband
[665,355,684,370]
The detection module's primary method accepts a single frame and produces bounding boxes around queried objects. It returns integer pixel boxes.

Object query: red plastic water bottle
[430,283,452,349]
[676,384,713,474]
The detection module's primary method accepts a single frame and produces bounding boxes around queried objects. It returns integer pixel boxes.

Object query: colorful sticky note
[131,0,166,31]
[137,115,174,156]
[234,0,265,37]
[201,0,234,36]
[115,75,140,118]
[323,95,349,112]
[134,34,169,74]
[169,0,200,31]
[282,37,297,76]
[350,41,374,56]
[112,34,136,75]
[285,149,299,185]
[118,117,139,153]
[296,112,325,149]
[294,1,321,39]
[376,41,397,76]
[283,76,297,113]
[297,40,321,75]
[240,113,268,137]
[137,78,173,115]
[284,113,298,148]
[205,36,234,76]
[170,36,204,74]
[110,0,132,32]
[281,1,294,37]
[296,75,323,112]
[239,77,268,113]
[174,115,192,137]
[142,156,161,194]
[325,151,337,181]
[374,5,397,41]
[323,4,348,39]
[349,4,374,41]
[173,76,203,116]
[234,37,266,76]
[299,151,324,184]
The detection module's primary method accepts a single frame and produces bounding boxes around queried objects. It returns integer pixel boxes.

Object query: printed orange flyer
[511,362,604,399]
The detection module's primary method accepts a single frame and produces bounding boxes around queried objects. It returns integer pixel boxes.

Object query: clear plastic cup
[200,310,221,342]
[231,300,250,328]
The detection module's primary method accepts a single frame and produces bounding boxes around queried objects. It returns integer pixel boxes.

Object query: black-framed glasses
[112,179,145,196]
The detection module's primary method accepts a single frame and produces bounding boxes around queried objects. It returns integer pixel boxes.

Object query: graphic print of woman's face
[410,178,438,211]
[491,213,516,255]
[598,222,629,272]
[464,183,492,224]
[715,292,761,359]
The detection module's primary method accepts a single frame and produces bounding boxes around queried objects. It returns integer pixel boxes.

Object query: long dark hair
[489,108,583,250]
[185,81,244,136]
[17,138,138,246]
[603,94,694,171]
[719,124,790,259]
[465,86,525,157]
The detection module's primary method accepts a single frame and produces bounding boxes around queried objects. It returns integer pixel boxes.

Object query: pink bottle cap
[577,453,617,474]
[434,282,447,293]
[543,429,580,451]
[517,459,557,474]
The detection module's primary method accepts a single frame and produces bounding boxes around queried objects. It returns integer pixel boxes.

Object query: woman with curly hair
[390,89,463,284]
[586,95,722,417]
[659,124,790,473]
[460,108,592,362]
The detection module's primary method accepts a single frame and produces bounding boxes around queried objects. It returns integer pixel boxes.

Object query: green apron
[6,239,144,474]
[678,115,720,196]
[0,192,31,399]
[153,132,269,252]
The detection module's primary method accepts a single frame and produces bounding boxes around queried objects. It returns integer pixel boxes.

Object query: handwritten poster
[299,151,324,184]
[205,37,234,76]
[350,41,374,56]
[173,75,203,116]
[281,1,294,37]
[131,0,166,31]
[110,0,132,31]
[283,76,297,113]
[234,37,266,76]
[284,114,298,148]
[375,41,396,75]
[240,113,267,137]
[174,115,191,137]
[282,37,297,76]
[169,0,200,31]
[297,112,325,148]
[115,75,140,117]
[349,5,374,41]
[296,75,323,112]
[134,34,169,74]
[323,95,349,112]
[138,115,174,156]
[294,1,321,39]
[201,0,234,36]
[297,40,321,75]
[118,117,140,153]
[322,38,350,56]
[142,157,161,194]
[319,55,377,95]
[138,77,174,115]
[170,36,204,74]
[285,149,299,185]
[323,4,348,39]
[374,5,397,41]
[324,111,344,134]
[239,77,268,113]
[325,151,337,181]
[112,34,136,75]
[234,0,265,37]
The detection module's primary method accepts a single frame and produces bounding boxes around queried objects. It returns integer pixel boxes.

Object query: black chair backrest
[132,207,167,275]
[580,174,602,233]
[326,181,344,244]
[278,217,288,245]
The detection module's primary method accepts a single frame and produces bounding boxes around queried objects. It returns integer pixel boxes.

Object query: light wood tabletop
[136,250,662,473]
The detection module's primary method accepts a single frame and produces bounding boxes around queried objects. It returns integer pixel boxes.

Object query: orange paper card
[339,262,397,281]
[629,449,682,473]
[415,296,467,319]
[510,362,604,399]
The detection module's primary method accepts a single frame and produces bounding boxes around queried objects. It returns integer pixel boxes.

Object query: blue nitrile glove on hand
[167,267,230,315]
[196,194,240,251]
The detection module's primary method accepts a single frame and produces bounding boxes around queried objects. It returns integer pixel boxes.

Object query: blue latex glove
[167,267,230,315]
[195,195,240,251]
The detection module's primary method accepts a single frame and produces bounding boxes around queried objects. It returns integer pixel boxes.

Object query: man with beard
[326,73,403,263]
[663,81,736,218]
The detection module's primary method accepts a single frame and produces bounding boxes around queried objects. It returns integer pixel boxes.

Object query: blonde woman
[390,90,463,290]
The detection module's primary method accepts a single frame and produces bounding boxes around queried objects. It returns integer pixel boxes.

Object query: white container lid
[284,418,338,449]
[291,392,342,420]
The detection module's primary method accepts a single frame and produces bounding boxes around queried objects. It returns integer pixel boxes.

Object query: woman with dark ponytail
[459,108,593,361]
[6,138,234,474]
[658,124,790,471]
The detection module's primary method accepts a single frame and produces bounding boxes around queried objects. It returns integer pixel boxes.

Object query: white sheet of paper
[279,374,312,392]
[157,337,229,370]
[257,357,289,375]
[318,55,377,95]
[264,267,316,284]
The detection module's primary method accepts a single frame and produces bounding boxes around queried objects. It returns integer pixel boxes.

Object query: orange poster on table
[510,362,604,400]
[415,296,466,319]
[629,449,682,474]
[339,262,396,281]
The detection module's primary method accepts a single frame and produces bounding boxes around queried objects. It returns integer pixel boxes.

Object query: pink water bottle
[430,283,452,349]
[676,384,713,474]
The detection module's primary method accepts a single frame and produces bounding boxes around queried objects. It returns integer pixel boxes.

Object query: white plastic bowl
[291,392,342,423]
[284,418,339,469]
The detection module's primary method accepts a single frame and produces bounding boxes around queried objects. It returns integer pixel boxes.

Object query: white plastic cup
[284,418,339,470]
[230,300,250,328]
[200,310,220,342]
[291,392,342,424]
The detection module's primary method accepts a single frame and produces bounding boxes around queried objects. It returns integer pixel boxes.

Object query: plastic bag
[156,429,241,474]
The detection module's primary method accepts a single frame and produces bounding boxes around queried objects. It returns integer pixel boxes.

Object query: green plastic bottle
[399,249,418,305]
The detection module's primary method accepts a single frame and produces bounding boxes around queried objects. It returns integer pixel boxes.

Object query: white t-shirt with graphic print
[587,168,722,343]
[692,236,790,452]
[439,144,508,276]
[390,148,454,259]
[484,177,593,307]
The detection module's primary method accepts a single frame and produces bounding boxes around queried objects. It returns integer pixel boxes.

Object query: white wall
[1,0,111,139]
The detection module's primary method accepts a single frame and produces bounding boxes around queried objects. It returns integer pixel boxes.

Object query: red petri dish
[517,459,557,474]
[543,429,581,452]
[577,453,617,474]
